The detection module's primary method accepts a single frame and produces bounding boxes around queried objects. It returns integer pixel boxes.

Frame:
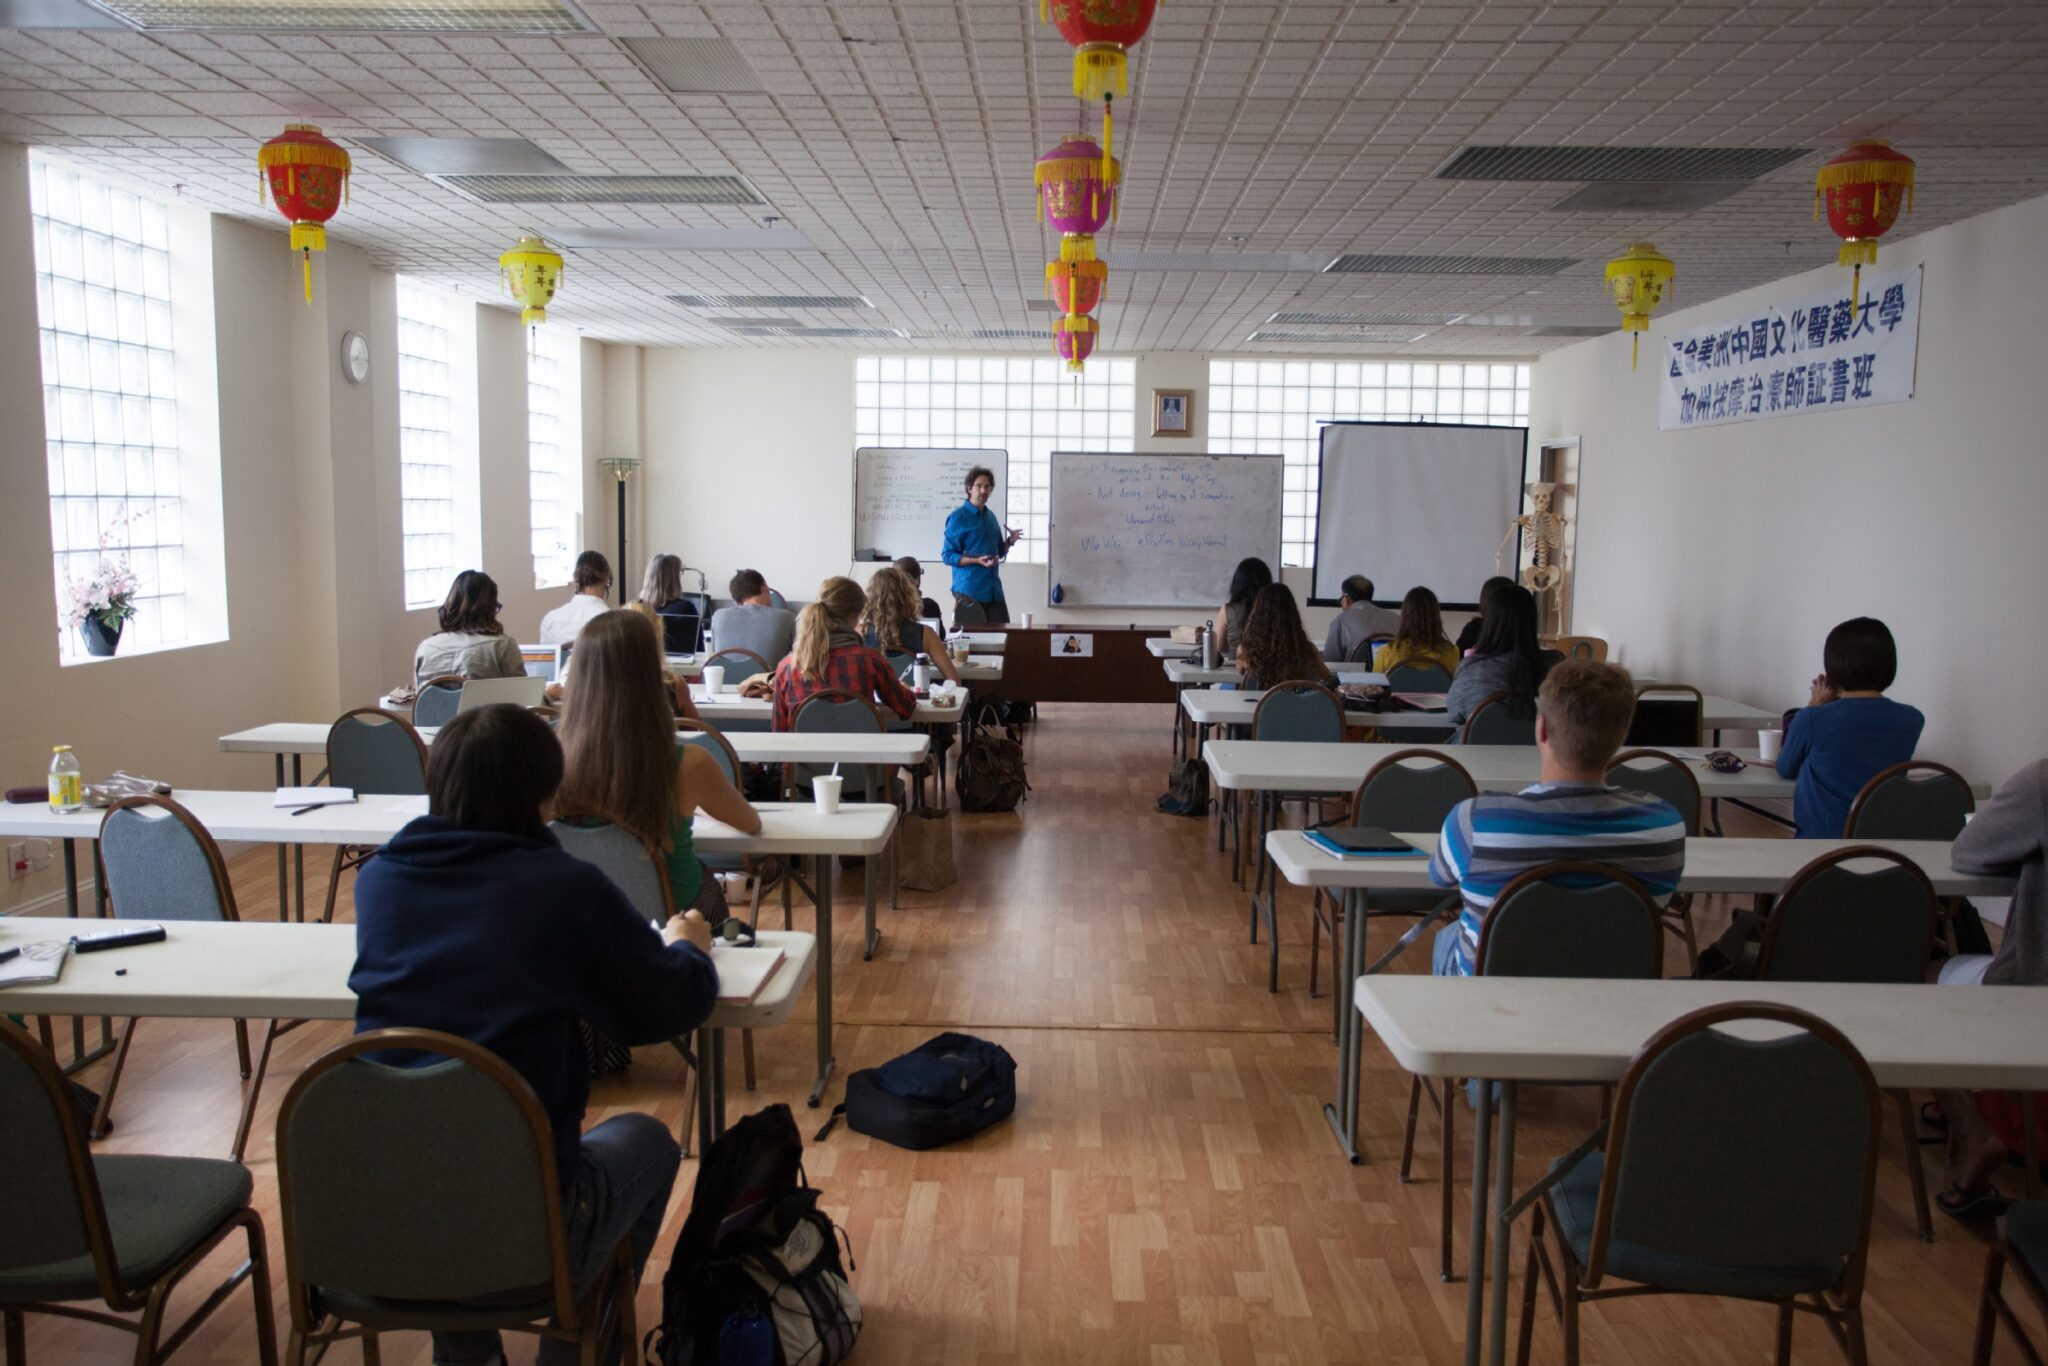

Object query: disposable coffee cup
[702,665,725,695]
[1757,728,1782,762]
[1020,611,1033,628]
[813,774,842,814]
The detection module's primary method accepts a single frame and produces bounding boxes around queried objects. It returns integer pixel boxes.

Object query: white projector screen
[1312,422,1528,609]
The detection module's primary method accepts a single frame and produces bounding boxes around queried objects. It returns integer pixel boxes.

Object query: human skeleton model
[1496,482,1569,605]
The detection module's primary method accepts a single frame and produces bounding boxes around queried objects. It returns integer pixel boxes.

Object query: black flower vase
[80,614,123,657]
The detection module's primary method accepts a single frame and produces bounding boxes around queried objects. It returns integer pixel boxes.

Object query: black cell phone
[72,924,167,953]
[1318,826,1416,855]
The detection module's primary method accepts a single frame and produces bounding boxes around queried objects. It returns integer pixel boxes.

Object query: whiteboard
[1047,452,1283,609]
[1311,422,1527,609]
[852,447,1008,562]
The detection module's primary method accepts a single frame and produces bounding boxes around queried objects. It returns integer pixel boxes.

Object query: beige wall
[1530,189,2048,787]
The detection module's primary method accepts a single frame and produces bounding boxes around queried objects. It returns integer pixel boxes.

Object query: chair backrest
[1350,749,1477,832]
[1754,846,1941,984]
[1385,661,1453,693]
[1626,684,1704,748]
[326,708,429,796]
[1605,749,1702,836]
[1250,682,1345,744]
[1843,761,1975,841]
[548,818,676,922]
[413,674,466,730]
[702,647,771,680]
[1462,692,1536,745]
[0,1019,121,1301]
[676,718,743,788]
[1585,1003,1880,1294]
[1475,861,1664,980]
[98,795,238,924]
[794,689,889,799]
[1553,635,1608,662]
[276,1028,579,1320]
[766,588,787,609]
[953,599,988,628]
[883,650,915,682]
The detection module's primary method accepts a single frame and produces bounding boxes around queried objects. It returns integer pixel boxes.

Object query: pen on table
[290,797,357,816]
[0,946,19,965]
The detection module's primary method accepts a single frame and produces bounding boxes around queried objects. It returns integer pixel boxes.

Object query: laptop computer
[453,676,548,712]
[518,644,557,681]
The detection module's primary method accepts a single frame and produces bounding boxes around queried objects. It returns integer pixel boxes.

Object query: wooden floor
[24,703,2033,1364]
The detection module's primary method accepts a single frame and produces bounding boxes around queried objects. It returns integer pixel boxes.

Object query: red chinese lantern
[1043,0,1160,181]
[258,124,351,304]
[1816,139,1914,312]
[1035,135,1119,233]
[1054,314,1098,373]
[1047,257,1107,318]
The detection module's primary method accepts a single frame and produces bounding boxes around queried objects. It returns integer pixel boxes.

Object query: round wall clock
[339,330,370,385]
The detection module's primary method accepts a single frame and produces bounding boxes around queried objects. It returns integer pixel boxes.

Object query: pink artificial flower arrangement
[63,518,142,631]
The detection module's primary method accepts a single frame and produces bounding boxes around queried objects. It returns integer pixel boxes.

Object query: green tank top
[664,813,700,909]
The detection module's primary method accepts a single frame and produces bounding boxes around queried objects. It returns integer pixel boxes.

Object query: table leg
[808,852,836,1107]
[1323,888,1365,1162]
[863,850,879,961]
[1487,1083,1519,1366]
[291,755,305,922]
[1464,1078,1494,1366]
[274,755,289,921]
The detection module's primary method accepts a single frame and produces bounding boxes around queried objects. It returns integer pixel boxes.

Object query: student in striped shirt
[1429,659,1688,977]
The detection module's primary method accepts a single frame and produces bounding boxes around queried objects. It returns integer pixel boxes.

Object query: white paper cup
[1020,611,1033,628]
[813,774,842,814]
[1757,728,1782,762]
[702,665,725,695]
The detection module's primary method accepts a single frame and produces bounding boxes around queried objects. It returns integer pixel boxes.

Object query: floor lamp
[598,456,640,605]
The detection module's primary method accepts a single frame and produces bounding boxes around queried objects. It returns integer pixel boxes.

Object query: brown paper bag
[897,804,958,891]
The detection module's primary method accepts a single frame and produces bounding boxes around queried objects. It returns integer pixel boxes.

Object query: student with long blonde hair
[859,566,960,683]
[746,576,916,731]
[552,610,759,916]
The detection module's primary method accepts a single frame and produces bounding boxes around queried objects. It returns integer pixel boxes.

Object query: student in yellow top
[1371,586,1461,679]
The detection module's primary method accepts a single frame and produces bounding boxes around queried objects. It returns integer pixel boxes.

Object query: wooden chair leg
[242,1213,281,1366]
[1398,1074,1423,1182]
[6,1308,26,1366]
[360,1332,381,1365]
[1560,1253,1581,1366]
[1440,1077,1456,1282]
[285,1327,308,1366]
[1892,1089,1934,1242]
[1515,1205,1545,1366]
[1971,1245,2007,1366]
[91,1016,141,1140]
[1842,1304,1869,1366]
[742,1029,757,1091]
[1774,1302,1795,1366]
[233,1017,253,1079]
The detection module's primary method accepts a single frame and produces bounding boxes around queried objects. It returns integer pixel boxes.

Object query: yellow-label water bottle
[49,745,83,813]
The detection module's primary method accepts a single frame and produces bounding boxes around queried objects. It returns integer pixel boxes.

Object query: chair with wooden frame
[1844,760,1977,956]
[1972,1202,2048,1365]
[1625,684,1705,748]
[274,1029,639,1366]
[0,1018,279,1366]
[1549,635,1608,662]
[1380,660,1458,742]
[1515,1003,1881,1366]
[952,599,988,628]
[411,674,466,730]
[90,795,299,1162]
[1401,861,1664,1282]
[1462,692,1537,745]
[1752,845,1944,1242]
[1604,749,1705,971]
[677,717,787,926]
[1308,749,1476,1037]
[320,709,430,926]
[793,688,906,923]
[700,648,772,689]
[1244,682,1347,993]
[1347,633,1396,665]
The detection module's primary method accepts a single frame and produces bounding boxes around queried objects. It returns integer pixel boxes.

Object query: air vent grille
[84,0,589,29]
[440,174,760,204]
[620,37,767,93]
[709,316,798,328]
[1266,310,1461,326]
[1437,144,1810,183]
[970,328,1053,340]
[1530,325,1614,338]
[671,293,871,309]
[1248,329,1429,344]
[1324,254,1577,277]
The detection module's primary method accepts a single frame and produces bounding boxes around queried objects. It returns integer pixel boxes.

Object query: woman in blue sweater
[1775,616,1924,838]
[350,703,719,1366]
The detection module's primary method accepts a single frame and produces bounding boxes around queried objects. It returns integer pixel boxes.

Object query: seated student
[553,610,761,919]
[1321,574,1402,662]
[539,550,613,645]
[629,553,701,651]
[1235,583,1333,691]
[1443,582,1561,735]
[1455,575,1516,655]
[1215,556,1273,656]
[1429,660,1687,977]
[709,568,797,667]
[744,576,916,731]
[414,569,524,684]
[1372,586,1461,679]
[349,703,717,1366]
[860,566,961,683]
[1774,616,1924,839]
[893,555,945,622]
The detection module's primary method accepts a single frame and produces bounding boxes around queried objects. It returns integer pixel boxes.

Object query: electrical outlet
[23,839,51,874]
[6,842,24,880]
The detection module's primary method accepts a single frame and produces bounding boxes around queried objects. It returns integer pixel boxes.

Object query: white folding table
[221,723,931,769]
[689,686,966,727]
[1184,687,1780,736]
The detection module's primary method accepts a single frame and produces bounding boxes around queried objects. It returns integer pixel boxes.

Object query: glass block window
[397,280,459,609]
[854,355,1137,563]
[526,325,580,589]
[32,159,187,659]
[1207,360,1532,568]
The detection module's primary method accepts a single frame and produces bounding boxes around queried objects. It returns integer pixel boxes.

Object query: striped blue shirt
[1427,781,1687,976]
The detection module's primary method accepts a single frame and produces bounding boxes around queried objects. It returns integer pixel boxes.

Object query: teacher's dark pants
[951,593,1009,626]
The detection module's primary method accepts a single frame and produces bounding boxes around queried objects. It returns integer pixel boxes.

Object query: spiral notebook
[0,940,71,987]
[710,944,785,1004]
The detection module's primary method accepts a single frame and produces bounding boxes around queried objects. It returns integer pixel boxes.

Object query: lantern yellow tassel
[1101,94,1113,196]
[1072,43,1127,100]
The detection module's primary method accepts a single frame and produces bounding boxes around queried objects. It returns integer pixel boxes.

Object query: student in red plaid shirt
[746,576,918,731]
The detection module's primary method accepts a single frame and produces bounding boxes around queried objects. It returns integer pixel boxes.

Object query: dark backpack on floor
[650,1104,860,1366]
[956,701,1029,812]
[817,1033,1018,1151]
[1156,757,1209,817]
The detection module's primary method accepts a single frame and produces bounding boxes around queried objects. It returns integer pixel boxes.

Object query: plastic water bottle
[49,745,83,813]
[913,653,931,692]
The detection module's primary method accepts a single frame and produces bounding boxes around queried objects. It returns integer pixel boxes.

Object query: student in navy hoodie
[1775,616,1925,838]
[350,702,719,1366]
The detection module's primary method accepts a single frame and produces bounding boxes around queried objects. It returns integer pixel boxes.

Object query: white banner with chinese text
[1658,265,1921,431]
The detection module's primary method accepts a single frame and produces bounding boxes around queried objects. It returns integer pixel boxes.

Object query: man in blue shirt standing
[941,464,1020,625]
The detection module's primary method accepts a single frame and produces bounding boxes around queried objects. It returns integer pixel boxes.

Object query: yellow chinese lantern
[499,235,564,328]
[1604,241,1674,370]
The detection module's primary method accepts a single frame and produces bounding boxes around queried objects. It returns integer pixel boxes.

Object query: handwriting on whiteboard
[1078,465,1241,551]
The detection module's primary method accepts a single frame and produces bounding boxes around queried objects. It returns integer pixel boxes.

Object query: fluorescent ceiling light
[549,225,814,251]
[79,0,590,29]
[358,137,569,176]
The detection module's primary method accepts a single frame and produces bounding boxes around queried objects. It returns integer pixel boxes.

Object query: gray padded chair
[1973,1202,2048,1365]
[953,599,988,628]
[1402,861,1664,1281]
[1754,845,1943,1243]
[701,648,771,684]
[1606,749,1704,970]
[1309,749,1476,1033]
[766,588,787,609]
[1517,1004,1881,1366]
[1385,661,1454,693]
[0,1019,278,1366]
[412,675,465,730]
[1243,683,1347,992]
[275,1029,637,1366]
[1626,684,1705,748]
[1462,692,1538,745]
[1347,633,1396,664]
[794,690,903,913]
[320,709,429,925]
[93,796,292,1161]
[1844,760,1975,840]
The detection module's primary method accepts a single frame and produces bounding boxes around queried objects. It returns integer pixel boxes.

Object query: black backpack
[650,1104,860,1366]
[817,1033,1017,1151]
[1156,757,1209,817]
[955,701,1029,812]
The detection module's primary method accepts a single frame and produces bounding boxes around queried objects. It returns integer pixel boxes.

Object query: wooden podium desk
[969,626,1177,704]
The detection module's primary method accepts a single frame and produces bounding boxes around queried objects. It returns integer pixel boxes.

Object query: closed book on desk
[710,945,785,1004]
[1305,827,1424,859]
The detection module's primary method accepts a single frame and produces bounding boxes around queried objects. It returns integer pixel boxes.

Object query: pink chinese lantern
[1055,314,1098,373]
[1036,135,1119,233]
[1046,257,1107,319]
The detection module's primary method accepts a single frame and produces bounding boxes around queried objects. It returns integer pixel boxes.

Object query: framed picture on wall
[1152,389,1194,438]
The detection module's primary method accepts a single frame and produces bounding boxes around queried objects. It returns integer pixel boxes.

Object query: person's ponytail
[793,602,834,683]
